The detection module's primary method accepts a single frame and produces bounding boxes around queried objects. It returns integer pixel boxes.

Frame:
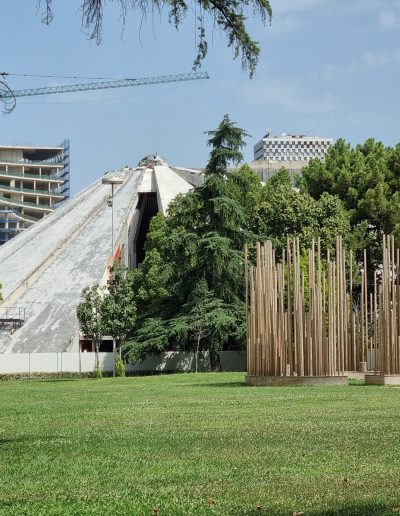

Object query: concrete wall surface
[0,351,246,374]
[0,169,143,353]
[153,166,193,214]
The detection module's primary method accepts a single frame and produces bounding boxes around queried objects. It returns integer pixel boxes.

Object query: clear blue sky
[1,0,400,194]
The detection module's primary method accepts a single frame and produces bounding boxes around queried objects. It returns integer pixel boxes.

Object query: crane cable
[1,72,134,81]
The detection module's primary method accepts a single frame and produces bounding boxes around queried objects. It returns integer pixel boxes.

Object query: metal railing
[0,307,26,330]
[0,184,64,197]
[0,228,19,233]
[0,307,25,319]
[0,195,54,210]
[0,170,63,181]
[0,157,64,167]
[0,210,39,223]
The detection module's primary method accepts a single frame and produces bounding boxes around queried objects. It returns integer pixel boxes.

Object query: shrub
[0,372,93,382]
[93,366,103,379]
[116,358,126,377]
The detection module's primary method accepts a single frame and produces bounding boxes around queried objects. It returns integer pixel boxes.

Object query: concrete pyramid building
[0,156,199,353]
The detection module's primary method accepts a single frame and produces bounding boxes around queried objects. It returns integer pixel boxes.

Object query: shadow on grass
[191,379,362,389]
[239,502,395,516]
[190,381,248,388]
[0,435,66,445]
[35,377,94,383]
[0,437,26,445]
[309,502,395,515]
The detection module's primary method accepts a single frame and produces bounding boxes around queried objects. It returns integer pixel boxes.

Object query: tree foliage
[76,131,400,368]
[205,115,251,176]
[77,285,104,369]
[123,117,356,366]
[297,138,400,268]
[226,163,263,221]
[37,0,272,77]
[100,261,137,346]
[77,261,136,367]
[125,114,249,368]
[251,169,350,255]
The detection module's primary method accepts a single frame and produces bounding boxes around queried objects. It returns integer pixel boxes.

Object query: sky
[1,0,400,194]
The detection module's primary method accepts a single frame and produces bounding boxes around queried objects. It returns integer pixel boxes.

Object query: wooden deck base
[365,374,400,385]
[345,371,365,380]
[245,375,348,386]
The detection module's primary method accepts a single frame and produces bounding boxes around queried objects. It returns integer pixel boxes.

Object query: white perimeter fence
[0,351,246,374]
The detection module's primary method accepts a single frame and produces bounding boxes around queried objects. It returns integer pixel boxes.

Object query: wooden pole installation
[369,234,400,376]
[246,235,400,383]
[247,237,348,379]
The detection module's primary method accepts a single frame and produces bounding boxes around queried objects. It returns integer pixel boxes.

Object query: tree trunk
[195,332,202,373]
[95,341,100,370]
[112,339,116,378]
[209,348,222,372]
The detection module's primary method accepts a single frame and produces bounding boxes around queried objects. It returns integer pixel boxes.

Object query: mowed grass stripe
[0,373,399,515]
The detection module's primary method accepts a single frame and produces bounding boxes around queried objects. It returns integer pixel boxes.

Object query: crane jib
[0,72,209,99]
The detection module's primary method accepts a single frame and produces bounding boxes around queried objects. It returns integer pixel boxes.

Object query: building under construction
[0,141,70,244]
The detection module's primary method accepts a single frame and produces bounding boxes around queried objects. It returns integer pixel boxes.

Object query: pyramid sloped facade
[0,160,194,353]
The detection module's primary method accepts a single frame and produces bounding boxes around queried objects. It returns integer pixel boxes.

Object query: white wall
[0,351,246,374]
[0,352,114,373]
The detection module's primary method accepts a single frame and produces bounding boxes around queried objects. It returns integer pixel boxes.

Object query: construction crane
[0,71,209,114]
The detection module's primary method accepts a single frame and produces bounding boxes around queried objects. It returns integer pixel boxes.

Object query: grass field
[0,373,400,515]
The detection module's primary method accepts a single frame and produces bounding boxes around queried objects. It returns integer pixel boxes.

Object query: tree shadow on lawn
[307,502,397,516]
[239,501,396,515]
[0,437,27,445]
[0,435,68,445]
[193,378,371,389]
[190,381,248,388]
[35,378,81,383]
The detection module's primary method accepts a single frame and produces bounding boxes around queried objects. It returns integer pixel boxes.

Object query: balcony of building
[0,146,64,165]
[0,170,64,182]
[0,160,64,169]
[0,195,55,212]
[0,184,65,199]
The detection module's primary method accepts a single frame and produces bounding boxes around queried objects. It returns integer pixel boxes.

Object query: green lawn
[0,373,399,515]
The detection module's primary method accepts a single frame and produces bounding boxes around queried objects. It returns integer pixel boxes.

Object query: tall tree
[169,280,243,372]
[251,169,350,256]
[77,285,104,371]
[226,163,263,222]
[125,114,250,369]
[297,138,400,268]
[100,261,137,351]
[205,115,250,176]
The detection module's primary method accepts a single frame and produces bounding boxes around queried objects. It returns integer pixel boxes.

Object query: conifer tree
[36,1,272,77]
[125,115,249,369]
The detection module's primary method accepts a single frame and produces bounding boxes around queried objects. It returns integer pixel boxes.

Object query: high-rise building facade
[254,131,333,163]
[252,131,333,183]
[0,141,70,245]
